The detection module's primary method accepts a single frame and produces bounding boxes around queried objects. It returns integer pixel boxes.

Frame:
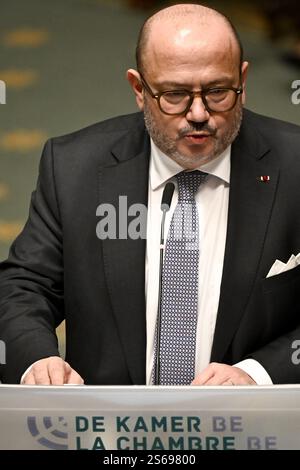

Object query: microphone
[154,182,175,385]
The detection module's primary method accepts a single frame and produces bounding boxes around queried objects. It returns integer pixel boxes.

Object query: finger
[221,379,234,386]
[22,371,37,385]
[66,368,84,385]
[48,359,69,385]
[31,366,51,385]
[191,368,215,385]
[234,376,256,385]
[200,375,230,385]
[231,367,257,385]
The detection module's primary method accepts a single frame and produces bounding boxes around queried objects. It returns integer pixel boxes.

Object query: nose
[185,94,210,122]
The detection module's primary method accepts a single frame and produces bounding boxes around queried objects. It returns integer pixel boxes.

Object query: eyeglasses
[139,73,243,116]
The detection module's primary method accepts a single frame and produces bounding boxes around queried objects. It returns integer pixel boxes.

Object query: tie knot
[176,170,207,201]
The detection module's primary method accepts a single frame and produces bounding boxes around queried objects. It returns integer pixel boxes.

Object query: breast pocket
[262,263,300,334]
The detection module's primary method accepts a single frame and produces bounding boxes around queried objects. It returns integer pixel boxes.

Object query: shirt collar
[150,138,231,191]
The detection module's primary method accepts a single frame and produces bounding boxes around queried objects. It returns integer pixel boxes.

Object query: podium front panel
[0,385,299,450]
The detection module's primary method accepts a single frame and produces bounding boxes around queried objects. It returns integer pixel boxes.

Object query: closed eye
[162,90,189,103]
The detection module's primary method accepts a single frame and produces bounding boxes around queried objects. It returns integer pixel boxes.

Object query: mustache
[178,123,217,137]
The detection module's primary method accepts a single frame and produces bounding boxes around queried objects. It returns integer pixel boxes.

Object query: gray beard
[143,99,243,166]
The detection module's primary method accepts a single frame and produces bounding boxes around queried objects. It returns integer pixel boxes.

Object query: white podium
[0,384,300,450]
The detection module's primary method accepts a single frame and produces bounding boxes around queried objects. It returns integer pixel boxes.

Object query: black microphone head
[161,182,175,212]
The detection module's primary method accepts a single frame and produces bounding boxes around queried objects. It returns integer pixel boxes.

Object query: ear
[127,69,144,110]
[240,61,249,105]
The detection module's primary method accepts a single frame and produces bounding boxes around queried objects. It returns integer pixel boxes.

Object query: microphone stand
[155,182,174,385]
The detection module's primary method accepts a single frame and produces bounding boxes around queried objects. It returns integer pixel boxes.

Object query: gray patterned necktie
[158,170,207,385]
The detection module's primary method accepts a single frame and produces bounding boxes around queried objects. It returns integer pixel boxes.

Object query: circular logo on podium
[27,416,68,450]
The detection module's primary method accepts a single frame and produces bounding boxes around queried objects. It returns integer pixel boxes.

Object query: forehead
[144,20,240,82]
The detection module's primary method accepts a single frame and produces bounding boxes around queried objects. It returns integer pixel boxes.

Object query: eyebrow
[155,76,238,89]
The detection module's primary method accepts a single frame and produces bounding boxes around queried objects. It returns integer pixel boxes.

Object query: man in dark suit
[1,3,300,385]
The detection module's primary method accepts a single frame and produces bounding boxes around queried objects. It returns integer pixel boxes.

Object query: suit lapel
[211,112,280,361]
[99,125,150,384]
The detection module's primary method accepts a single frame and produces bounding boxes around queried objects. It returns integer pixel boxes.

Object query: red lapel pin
[258,175,270,183]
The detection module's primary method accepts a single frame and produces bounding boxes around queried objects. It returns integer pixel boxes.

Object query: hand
[21,356,84,385]
[191,362,256,386]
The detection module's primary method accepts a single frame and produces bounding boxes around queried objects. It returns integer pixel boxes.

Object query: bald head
[136,3,243,74]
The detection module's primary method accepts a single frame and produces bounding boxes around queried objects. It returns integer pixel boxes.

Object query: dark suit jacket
[1,109,300,384]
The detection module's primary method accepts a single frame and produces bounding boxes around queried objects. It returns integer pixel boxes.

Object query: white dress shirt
[145,139,272,385]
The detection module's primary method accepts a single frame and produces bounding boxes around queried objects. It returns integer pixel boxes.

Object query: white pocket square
[267,253,300,278]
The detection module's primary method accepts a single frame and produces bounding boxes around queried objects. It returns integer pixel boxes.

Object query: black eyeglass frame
[139,72,243,116]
